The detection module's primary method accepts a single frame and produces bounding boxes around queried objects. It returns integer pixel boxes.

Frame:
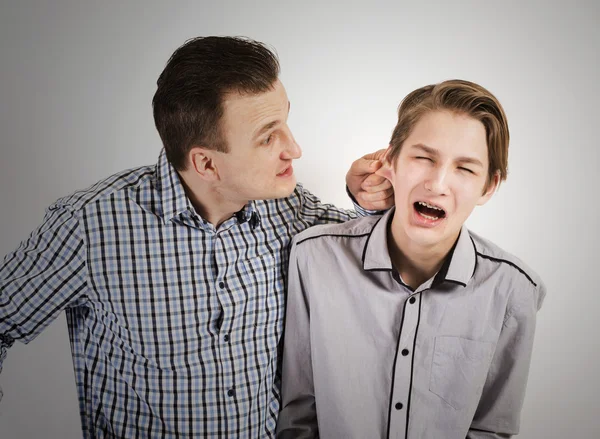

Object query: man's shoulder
[49,164,155,213]
[469,230,543,289]
[293,214,382,247]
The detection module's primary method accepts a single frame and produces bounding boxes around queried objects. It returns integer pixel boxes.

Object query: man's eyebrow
[254,120,279,140]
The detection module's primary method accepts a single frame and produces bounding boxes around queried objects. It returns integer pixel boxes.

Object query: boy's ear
[477,171,500,206]
[375,145,394,182]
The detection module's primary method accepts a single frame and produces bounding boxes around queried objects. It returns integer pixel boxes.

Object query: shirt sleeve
[467,280,547,438]
[292,184,357,230]
[345,185,386,217]
[276,238,318,438]
[0,204,89,386]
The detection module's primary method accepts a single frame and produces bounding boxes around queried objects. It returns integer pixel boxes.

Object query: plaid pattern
[0,149,358,438]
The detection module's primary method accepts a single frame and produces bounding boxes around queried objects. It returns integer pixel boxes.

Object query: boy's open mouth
[414,201,446,221]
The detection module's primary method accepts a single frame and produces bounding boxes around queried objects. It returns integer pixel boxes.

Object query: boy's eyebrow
[411,143,439,156]
[411,143,484,167]
[456,156,484,167]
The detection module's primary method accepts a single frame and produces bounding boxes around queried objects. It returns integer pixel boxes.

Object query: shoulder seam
[475,252,537,287]
[296,232,370,246]
[52,169,154,212]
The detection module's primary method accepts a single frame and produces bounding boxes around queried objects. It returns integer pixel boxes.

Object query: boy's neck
[387,222,458,290]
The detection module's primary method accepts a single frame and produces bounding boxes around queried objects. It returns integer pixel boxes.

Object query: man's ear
[477,171,500,206]
[188,146,219,181]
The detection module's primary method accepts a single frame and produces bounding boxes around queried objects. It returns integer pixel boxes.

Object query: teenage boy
[278,80,546,439]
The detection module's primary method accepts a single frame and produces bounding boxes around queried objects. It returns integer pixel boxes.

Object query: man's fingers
[348,148,389,179]
[361,175,392,192]
[359,187,394,203]
[361,148,388,162]
[348,157,377,178]
[357,193,395,211]
[369,160,382,172]
[369,195,395,211]
[361,183,393,198]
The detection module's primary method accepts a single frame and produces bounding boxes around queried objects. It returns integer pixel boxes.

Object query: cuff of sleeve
[346,186,385,217]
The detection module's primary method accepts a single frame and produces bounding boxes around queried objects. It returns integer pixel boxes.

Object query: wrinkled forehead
[222,80,287,121]
[400,110,489,160]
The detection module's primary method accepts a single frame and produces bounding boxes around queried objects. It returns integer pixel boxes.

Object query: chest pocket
[429,336,495,411]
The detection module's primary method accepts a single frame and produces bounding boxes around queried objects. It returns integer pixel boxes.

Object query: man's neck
[387,222,457,290]
[178,171,246,228]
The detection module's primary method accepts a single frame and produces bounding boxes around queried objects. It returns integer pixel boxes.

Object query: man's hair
[388,79,509,189]
[152,36,280,170]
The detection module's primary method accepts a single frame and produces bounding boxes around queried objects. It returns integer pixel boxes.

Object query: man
[278,80,546,438]
[0,36,392,437]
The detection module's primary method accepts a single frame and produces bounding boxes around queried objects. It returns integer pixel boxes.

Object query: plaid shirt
[0,149,360,438]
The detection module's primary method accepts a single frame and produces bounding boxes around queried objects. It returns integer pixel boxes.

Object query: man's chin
[254,181,297,201]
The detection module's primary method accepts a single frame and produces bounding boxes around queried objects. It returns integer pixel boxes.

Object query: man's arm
[467,281,546,438]
[0,204,88,400]
[276,239,318,438]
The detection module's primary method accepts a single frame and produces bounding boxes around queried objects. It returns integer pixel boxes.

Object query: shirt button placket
[217,275,233,391]
[389,293,420,436]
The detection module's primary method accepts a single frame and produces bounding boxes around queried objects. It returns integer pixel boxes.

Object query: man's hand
[346,149,394,211]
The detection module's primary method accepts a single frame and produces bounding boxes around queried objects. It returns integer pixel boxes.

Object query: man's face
[387,110,498,251]
[212,79,302,202]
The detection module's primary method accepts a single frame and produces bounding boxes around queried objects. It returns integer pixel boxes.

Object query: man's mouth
[277,166,293,177]
[414,201,446,221]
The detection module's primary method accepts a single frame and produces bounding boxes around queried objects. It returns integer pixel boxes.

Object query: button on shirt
[0,149,359,438]
[278,209,546,439]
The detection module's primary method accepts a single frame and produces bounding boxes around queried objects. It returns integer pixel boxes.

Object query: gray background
[0,0,598,437]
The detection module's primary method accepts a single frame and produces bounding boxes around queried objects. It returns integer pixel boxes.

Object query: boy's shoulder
[293,214,383,247]
[469,230,544,290]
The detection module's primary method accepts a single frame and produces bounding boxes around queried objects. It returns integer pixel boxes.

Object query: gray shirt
[277,209,546,439]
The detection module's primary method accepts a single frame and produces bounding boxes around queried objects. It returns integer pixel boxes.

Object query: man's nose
[280,127,302,160]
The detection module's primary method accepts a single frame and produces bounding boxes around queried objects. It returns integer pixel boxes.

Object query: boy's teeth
[421,213,438,220]
[418,201,442,211]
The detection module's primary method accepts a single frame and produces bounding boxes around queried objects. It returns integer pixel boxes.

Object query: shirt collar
[362,209,395,271]
[155,148,260,228]
[156,148,194,222]
[362,207,476,287]
[435,224,476,287]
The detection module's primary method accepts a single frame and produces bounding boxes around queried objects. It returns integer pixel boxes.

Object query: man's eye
[458,167,474,174]
[261,134,273,145]
[416,156,433,162]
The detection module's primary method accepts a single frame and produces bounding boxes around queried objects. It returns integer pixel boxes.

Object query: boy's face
[384,110,498,251]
